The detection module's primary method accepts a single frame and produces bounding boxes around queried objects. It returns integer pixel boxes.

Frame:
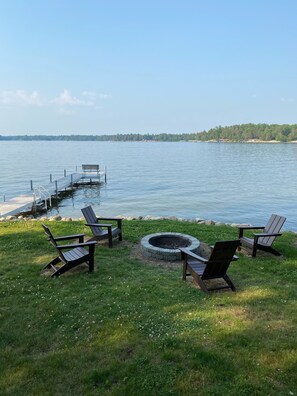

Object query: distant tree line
[1,124,297,142]
[0,133,197,142]
[196,123,297,142]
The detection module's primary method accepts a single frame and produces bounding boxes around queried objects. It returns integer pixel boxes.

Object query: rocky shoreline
[0,214,251,228]
[1,214,295,233]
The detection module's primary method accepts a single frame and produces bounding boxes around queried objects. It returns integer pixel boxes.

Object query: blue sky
[0,0,296,135]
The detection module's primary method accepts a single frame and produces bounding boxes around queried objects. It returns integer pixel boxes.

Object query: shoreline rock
[0,213,255,229]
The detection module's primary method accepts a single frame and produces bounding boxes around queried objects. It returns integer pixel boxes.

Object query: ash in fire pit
[150,235,190,249]
[141,232,200,261]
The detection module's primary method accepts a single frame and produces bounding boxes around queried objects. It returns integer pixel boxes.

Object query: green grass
[0,219,296,395]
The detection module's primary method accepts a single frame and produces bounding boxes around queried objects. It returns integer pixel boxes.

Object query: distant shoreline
[1,123,297,142]
[1,137,297,143]
[205,139,297,144]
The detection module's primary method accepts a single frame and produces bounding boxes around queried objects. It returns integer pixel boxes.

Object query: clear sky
[0,0,296,135]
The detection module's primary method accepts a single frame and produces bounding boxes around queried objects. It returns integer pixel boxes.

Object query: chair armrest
[53,233,85,241]
[238,226,264,238]
[179,248,208,263]
[237,226,264,230]
[253,232,282,238]
[97,217,123,221]
[97,217,123,228]
[85,222,112,227]
[56,241,97,249]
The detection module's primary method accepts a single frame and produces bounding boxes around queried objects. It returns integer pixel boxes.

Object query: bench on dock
[82,164,100,174]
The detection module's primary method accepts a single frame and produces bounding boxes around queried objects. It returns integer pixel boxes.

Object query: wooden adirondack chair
[237,214,286,257]
[81,206,123,248]
[42,224,96,277]
[180,240,240,292]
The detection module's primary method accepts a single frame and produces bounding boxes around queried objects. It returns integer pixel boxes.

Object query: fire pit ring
[141,232,200,261]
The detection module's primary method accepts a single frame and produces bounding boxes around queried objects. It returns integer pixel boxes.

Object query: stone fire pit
[141,232,200,261]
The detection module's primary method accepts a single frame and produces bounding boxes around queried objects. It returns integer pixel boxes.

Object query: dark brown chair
[42,224,96,277]
[180,240,240,292]
[81,206,123,248]
[237,214,286,257]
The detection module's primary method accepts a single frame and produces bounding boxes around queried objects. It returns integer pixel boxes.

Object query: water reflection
[45,184,102,217]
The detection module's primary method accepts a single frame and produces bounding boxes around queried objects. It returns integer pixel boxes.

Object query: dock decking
[0,166,105,217]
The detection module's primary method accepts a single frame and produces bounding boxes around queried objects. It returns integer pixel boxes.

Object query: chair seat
[63,247,89,262]
[94,227,121,237]
[187,259,206,275]
[240,236,269,248]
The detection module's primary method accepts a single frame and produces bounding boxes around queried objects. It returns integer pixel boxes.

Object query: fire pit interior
[141,232,200,261]
[150,235,191,249]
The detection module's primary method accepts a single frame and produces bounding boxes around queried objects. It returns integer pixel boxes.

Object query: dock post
[3,194,5,202]
[50,174,52,183]
[76,165,78,172]
[55,180,58,197]
[64,169,66,177]
[32,193,36,212]
[30,180,33,190]
[71,174,73,188]
[105,166,107,183]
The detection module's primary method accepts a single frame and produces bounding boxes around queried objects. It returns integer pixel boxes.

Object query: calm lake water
[0,141,296,230]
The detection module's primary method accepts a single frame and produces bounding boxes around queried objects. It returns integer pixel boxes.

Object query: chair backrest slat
[81,206,103,236]
[260,214,286,246]
[202,240,240,279]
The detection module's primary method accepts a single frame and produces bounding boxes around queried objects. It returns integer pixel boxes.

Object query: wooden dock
[0,165,106,217]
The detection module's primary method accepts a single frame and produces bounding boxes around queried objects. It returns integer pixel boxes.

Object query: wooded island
[1,123,297,142]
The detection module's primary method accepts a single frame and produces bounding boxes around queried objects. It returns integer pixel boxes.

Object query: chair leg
[119,230,123,241]
[252,244,257,257]
[224,275,236,291]
[193,273,209,293]
[51,262,73,277]
[108,233,113,248]
[88,253,94,273]
[43,256,61,270]
[266,246,281,256]
[182,261,187,281]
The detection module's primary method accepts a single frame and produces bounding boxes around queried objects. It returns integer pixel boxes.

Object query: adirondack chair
[42,224,96,277]
[237,214,286,257]
[81,206,123,248]
[180,240,240,292]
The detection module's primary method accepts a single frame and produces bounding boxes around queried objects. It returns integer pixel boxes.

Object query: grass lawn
[0,219,296,395]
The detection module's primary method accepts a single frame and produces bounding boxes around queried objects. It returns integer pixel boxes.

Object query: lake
[0,141,296,230]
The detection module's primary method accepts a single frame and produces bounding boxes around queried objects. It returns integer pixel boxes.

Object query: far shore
[203,139,297,144]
